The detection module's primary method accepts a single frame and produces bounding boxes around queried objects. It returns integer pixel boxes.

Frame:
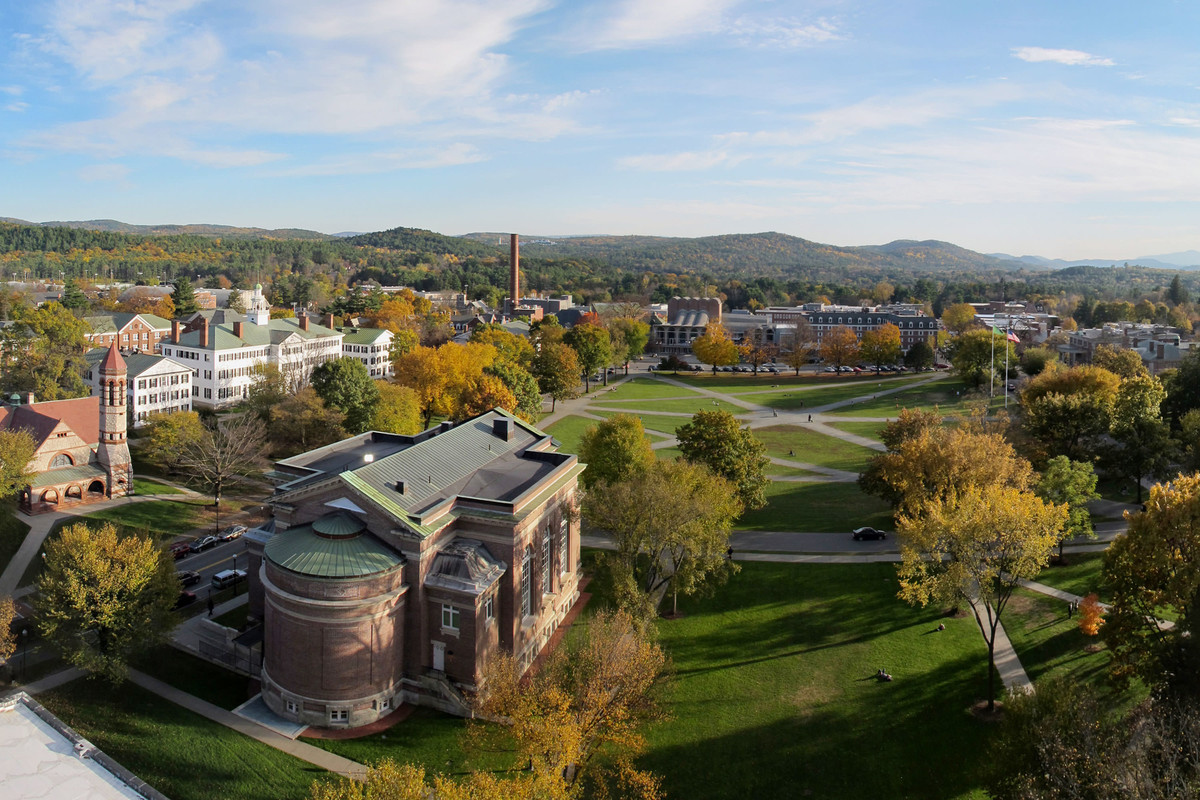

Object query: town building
[762,303,939,351]
[651,297,722,353]
[2,344,132,513]
[159,285,343,410]
[339,327,394,378]
[83,350,193,427]
[244,408,585,729]
[83,313,172,353]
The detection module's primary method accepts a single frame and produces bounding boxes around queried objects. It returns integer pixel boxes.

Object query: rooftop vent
[493,418,514,441]
[438,420,455,434]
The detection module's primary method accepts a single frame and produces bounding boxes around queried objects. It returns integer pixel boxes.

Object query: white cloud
[271,143,486,177]
[618,149,739,171]
[21,0,569,166]
[591,0,738,48]
[5,102,29,113]
[1012,47,1115,67]
[727,16,840,47]
[0,86,23,96]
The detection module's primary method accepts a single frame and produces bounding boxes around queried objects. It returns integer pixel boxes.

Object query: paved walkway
[15,666,88,695]
[126,669,368,780]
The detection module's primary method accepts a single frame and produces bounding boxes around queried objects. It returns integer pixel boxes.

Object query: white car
[217,525,247,542]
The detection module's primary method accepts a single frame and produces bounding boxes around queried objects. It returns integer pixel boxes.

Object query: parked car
[177,570,201,587]
[211,569,247,590]
[174,590,197,609]
[851,526,888,541]
[217,525,247,542]
[170,541,191,560]
[189,534,218,553]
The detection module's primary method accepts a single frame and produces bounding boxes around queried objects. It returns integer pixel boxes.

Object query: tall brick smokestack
[509,233,520,310]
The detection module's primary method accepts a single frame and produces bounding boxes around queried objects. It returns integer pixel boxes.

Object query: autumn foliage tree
[1079,594,1104,636]
[859,323,902,371]
[35,522,179,681]
[690,323,739,372]
[577,414,655,489]
[818,326,859,373]
[897,485,1067,712]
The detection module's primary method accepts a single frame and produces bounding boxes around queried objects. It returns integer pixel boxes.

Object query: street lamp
[20,628,28,683]
[232,551,238,596]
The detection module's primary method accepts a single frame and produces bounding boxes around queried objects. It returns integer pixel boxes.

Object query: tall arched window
[559,519,569,576]
[542,528,552,596]
[50,453,73,468]
[521,546,532,618]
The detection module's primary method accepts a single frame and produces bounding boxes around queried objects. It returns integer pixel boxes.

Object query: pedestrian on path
[207,595,215,617]
[807,414,812,422]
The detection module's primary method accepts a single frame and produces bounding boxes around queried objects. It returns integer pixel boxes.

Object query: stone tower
[96,343,132,498]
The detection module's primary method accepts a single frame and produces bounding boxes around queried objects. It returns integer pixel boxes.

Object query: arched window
[50,453,73,468]
[521,546,532,618]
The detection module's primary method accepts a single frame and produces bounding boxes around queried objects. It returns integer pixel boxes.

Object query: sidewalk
[127,669,367,780]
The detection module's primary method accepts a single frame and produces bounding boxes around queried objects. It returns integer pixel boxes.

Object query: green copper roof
[265,519,404,578]
[30,463,106,488]
[341,327,391,345]
[312,511,366,537]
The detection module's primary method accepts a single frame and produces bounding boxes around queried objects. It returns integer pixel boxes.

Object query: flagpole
[990,316,996,398]
[1005,314,1011,408]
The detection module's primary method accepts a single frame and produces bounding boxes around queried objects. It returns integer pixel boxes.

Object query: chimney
[1157,341,1166,359]
[395,480,406,495]
[324,313,334,329]
[233,321,244,339]
[509,233,520,309]
[299,314,310,332]
[171,320,181,343]
[493,417,514,441]
[199,318,209,348]
[20,392,34,405]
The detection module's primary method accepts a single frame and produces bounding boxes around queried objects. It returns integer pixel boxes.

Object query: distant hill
[346,226,503,259]
[0,217,332,241]
[988,252,1200,271]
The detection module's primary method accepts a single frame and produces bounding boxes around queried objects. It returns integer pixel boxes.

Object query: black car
[851,526,888,541]
[189,534,218,553]
[177,570,202,587]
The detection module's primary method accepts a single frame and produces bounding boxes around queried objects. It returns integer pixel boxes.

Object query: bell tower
[96,343,132,497]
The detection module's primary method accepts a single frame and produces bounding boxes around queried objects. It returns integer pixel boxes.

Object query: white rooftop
[0,693,158,799]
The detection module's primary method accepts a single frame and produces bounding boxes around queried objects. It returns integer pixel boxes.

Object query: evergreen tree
[60,279,88,312]
[171,276,200,316]
[1169,274,1190,306]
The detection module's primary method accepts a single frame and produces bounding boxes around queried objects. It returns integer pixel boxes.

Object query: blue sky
[3,1,1200,259]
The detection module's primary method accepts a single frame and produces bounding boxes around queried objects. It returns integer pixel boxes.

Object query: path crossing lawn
[745,376,935,411]
[828,378,1007,418]
[597,377,704,400]
[827,421,888,441]
[131,645,254,710]
[753,425,881,474]
[765,464,821,478]
[1001,588,1142,712]
[636,561,992,799]
[589,397,747,415]
[736,482,894,532]
[39,679,325,800]
[658,372,918,391]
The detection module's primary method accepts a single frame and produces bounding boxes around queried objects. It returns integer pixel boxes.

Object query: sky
[3,1,1200,259]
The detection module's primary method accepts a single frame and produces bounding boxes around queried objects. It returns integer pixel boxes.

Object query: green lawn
[589,397,747,415]
[303,706,518,778]
[765,463,821,478]
[736,481,894,532]
[748,375,933,411]
[654,445,683,461]
[1029,553,1109,603]
[133,477,186,495]
[85,498,205,540]
[661,372,916,391]
[599,377,704,400]
[635,562,992,799]
[542,415,597,454]
[0,503,31,576]
[39,678,325,800]
[828,421,889,441]
[754,425,882,474]
[827,377,1008,418]
[130,645,256,710]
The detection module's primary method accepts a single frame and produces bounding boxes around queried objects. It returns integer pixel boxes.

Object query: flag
[1007,331,1020,343]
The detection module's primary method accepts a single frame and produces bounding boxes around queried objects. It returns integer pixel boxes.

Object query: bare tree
[177,413,266,511]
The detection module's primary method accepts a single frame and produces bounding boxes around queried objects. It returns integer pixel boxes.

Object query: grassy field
[589,397,748,415]
[130,645,256,710]
[764,464,821,478]
[661,371,918,391]
[1029,553,1109,602]
[828,420,889,441]
[303,706,518,778]
[542,415,596,454]
[635,561,992,800]
[754,425,881,474]
[736,481,894,532]
[828,378,1008,418]
[0,503,31,575]
[133,477,186,495]
[39,678,325,800]
[600,377,703,400]
[85,498,205,540]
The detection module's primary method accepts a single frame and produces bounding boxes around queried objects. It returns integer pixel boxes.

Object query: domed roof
[312,511,366,538]
[265,512,403,578]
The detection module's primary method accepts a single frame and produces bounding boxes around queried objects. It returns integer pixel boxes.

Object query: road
[170,535,251,608]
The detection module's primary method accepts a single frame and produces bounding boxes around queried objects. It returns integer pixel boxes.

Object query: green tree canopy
[563,323,612,392]
[674,410,769,510]
[268,387,347,455]
[1036,455,1100,561]
[140,411,205,475]
[311,357,382,434]
[171,276,200,316]
[0,302,90,400]
[370,382,423,435]
[35,522,179,682]
[0,429,35,501]
[577,414,655,489]
[948,328,1015,388]
[532,342,580,412]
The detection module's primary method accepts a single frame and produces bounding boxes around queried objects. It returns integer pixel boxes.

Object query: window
[441,604,460,631]
[559,519,569,575]
[50,453,72,468]
[285,699,298,714]
[485,594,494,621]
[542,528,552,594]
[521,546,532,618]
[329,709,348,723]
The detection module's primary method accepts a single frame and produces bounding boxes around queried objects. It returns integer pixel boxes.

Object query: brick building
[245,409,585,729]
